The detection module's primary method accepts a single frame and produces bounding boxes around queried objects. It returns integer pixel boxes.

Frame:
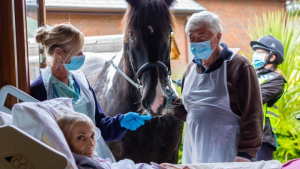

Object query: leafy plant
[171,68,185,164]
[287,0,300,15]
[246,10,300,163]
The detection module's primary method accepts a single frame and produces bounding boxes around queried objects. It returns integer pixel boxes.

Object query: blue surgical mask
[252,52,266,69]
[63,55,85,71]
[190,38,216,60]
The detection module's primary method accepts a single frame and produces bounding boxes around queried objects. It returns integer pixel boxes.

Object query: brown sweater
[172,53,263,158]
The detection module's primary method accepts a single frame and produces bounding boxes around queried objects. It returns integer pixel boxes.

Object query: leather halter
[136,61,169,79]
[109,34,172,93]
[126,34,172,82]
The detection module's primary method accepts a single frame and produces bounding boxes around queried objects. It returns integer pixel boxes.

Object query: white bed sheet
[0,111,12,126]
[12,97,78,169]
[171,160,282,169]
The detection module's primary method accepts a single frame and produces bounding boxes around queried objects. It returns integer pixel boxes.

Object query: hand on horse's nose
[120,112,152,131]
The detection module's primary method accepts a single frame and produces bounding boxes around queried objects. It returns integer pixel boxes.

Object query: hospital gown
[72,152,158,169]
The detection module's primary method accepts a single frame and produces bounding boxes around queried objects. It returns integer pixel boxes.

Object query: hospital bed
[0,85,116,169]
[0,125,68,169]
[0,85,71,169]
[0,85,283,169]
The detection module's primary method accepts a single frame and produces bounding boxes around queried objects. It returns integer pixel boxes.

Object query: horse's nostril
[142,99,148,109]
[163,96,167,107]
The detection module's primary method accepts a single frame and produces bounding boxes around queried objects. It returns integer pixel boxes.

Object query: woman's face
[60,45,83,64]
[69,121,96,158]
[254,49,277,62]
[254,49,269,61]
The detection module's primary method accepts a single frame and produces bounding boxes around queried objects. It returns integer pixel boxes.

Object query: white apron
[182,55,240,164]
[40,66,116,162]
[41,66,96,123]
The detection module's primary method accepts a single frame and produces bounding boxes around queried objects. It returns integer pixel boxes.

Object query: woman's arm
[88,83,127,142]
[260,75,285,105]
[30,75,48,101]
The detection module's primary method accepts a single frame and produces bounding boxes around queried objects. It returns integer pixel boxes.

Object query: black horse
[81,0,183,163]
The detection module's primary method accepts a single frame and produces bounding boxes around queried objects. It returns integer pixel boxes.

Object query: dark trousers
[257,142,275,161]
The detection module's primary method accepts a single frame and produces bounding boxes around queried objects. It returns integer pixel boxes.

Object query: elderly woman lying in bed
[56,111,191,169]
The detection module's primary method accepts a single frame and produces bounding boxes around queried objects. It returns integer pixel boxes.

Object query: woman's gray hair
[185,11,222,35]
[56,111,94,143]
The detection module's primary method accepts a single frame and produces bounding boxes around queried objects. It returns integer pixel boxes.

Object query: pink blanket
[282,159,300,169]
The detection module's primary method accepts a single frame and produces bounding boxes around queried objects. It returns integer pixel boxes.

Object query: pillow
[12,97,77,169]
[0,111,12,126]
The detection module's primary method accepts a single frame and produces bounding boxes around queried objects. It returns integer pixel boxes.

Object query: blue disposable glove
[120,112,152,131]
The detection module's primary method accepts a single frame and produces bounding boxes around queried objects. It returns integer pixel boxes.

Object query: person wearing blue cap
[30,23,152,143]
[250,35,287,161]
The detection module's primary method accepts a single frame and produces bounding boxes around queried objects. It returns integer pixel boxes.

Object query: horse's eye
[130,35,135,40]
[129,32,135,41]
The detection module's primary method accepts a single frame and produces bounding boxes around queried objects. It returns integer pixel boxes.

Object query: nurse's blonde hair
[35,23,84,68]
[56,111,94,143]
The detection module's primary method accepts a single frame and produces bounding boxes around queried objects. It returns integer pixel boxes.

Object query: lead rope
[166,87,176,113]
[108,56,143,93]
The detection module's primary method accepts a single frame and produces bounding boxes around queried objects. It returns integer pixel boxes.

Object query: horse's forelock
[125,0,140,7]
[164,0,177,7]
[123,0,174,40]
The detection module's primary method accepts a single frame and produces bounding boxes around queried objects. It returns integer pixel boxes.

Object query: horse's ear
[164,0,177,7]
[125,0,140,7]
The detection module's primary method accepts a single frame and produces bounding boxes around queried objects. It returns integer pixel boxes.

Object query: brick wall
[46,12,190,79]
[46,13,124,36]
[171,16,189,80]
[45,0,286,79]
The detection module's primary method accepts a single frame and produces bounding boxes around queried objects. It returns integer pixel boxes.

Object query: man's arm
[171,62,194,121]
[236,65,263,159]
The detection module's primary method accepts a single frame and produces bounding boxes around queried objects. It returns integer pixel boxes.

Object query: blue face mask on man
[252,52,266,70]
[190,35,217,60]
[63,55,86,71]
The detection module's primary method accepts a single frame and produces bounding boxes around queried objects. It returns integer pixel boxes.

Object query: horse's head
[123,0,176,115]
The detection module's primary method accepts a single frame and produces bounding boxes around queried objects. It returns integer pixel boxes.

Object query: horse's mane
[122,0,176,42]
[120,0,176,113]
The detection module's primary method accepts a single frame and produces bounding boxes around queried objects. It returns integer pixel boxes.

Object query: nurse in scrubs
[30,23,152,143]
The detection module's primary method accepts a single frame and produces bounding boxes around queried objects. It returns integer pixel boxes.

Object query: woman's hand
[235,156,251,162]
[160,163,194,169]
[120,112,152,130]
